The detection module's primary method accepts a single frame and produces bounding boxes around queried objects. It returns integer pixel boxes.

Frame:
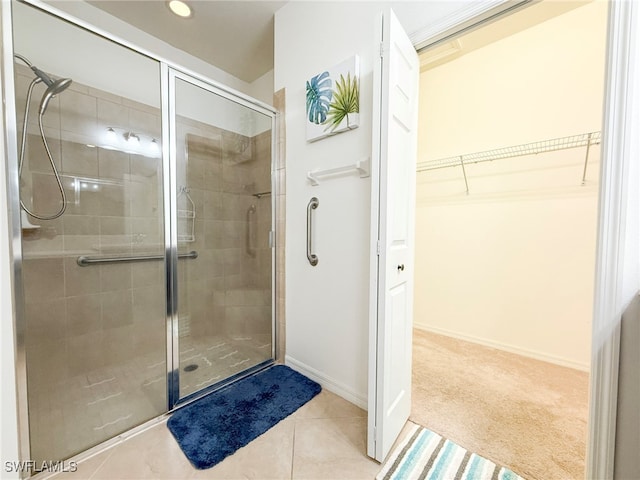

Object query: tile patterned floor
[50,390,384,480]
[29,334,272,464]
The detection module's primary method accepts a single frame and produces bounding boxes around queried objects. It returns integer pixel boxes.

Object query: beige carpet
[411,329,589,480]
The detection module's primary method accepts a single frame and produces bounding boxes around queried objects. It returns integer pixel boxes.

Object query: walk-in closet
[411,1,608,478]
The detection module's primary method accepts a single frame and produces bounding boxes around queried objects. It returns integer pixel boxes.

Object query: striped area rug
[377,424,525,480]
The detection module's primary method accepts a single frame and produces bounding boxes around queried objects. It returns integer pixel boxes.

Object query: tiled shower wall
[176,120,272,342]
[17,65,167,392]
[274,89,286,361]
[18,64,275,393]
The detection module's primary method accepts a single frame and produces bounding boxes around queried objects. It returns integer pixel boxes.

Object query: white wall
[274,0,482,406]
[413,1,608,370]
[249,69,275,106]
[274,2,374,407]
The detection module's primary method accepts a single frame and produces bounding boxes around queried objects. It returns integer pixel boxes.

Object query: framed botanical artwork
[305,55,360,142]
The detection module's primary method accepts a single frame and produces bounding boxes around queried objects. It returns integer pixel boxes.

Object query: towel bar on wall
[307,157,370,186]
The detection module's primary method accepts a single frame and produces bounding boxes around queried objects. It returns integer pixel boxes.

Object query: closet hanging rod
[417,131,602,172]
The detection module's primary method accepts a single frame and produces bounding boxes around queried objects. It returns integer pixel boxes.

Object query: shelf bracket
[581,133,593,186]
[459,156,469,195]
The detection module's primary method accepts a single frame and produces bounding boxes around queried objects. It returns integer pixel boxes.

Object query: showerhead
[30,66,55,87]
[39,77,72,115]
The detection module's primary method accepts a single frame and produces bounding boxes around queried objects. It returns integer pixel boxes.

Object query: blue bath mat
[167,365,321,469]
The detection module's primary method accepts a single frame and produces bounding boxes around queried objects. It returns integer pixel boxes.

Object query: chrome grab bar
[246,204,256,257]
[77,250,198,267]
[307,197,319,266]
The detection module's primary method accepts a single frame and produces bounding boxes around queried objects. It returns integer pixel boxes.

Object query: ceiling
[419,0,590,71]
[88,1,286,84]
[87,0,591,85]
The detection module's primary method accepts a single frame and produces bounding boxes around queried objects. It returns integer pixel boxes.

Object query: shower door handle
[307,197,319,266]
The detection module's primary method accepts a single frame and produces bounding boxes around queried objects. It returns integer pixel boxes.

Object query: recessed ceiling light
[167,0,192,18]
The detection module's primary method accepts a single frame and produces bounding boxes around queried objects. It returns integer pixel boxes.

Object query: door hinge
[269,230,275,248]
[379,42,384,58]
[376,240,381,256]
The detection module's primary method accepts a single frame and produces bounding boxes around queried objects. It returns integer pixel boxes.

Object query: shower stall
[5,1,277,466]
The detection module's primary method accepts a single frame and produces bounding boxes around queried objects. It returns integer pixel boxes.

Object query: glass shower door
[171,73,274,400]
[13,2,168,463]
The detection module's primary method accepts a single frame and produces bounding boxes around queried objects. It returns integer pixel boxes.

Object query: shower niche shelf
[178,186,196,243]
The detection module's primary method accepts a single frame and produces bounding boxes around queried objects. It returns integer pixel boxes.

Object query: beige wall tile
[97,98,129,131]
[103,325,135,366]
[30,172,66,218]
[131,156,160,178]
[21,224,64,254]
[101,290,133,328]
[65,256,100,296]
[63,181,102,216]
[100,263,132,292]
[63,234,100,253]
[204,220,225,250]
[98,148,130,179]
[67,331,104,376]
[23,257,65,302]
[59,89,97,137]
[24,298,67,341]
[98,184,128,217]
[128,181,160,218]
[99,216,131,245]
[64,215,100,235]
[25,132,62,173]
[62,141,99,177]
[26,339,68,386]
[203,191,224,220]
[130,217,162,246]
[132,286,166,324]
[186,158,207,190]
[132,320,166,358]
[66,294,101,335]
[226,288,269,307]
[129,108,161,138]
[132,262,164,288]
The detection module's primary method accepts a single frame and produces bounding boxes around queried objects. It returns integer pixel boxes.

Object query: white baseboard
[414,322,590,372]
[285,355,367,410]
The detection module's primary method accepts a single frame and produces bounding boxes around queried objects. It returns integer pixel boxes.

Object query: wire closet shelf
[416,131,602,172]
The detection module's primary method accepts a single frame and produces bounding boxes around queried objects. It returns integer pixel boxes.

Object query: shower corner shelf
[177,186,196,243]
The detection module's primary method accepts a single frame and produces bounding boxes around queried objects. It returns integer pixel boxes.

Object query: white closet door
[368,7,420,462]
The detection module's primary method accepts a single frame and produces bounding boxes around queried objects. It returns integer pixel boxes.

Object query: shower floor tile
[28,334,272,464]
[178,333,272,397]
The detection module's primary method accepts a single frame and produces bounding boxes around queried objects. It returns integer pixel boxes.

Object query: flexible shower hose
[18,77,67,220]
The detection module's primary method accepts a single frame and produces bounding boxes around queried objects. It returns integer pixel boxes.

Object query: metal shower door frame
[166,67,278,409]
